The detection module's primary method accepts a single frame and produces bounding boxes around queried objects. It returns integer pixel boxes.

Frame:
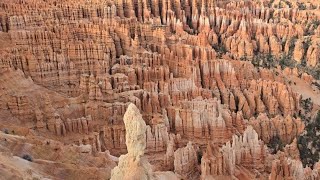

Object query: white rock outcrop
[111,103,179,180]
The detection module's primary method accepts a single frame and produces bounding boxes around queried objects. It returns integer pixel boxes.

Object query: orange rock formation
[0,0,319,179]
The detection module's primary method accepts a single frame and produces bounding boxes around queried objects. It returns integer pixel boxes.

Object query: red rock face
[0,0,319,179]
[201,126,268,179]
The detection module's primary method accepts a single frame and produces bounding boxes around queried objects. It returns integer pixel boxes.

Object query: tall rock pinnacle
[111,103,179,180]
[111,103,153,180]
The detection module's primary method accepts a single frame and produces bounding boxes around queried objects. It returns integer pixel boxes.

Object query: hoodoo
[0,0,319,179]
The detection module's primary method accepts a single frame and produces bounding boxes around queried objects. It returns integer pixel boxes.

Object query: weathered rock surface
[249,113,305,144]
[201,126,267,179]
[0,131,116,179]
[111,103,154,179]
[270,153,320,180]
[110,103,178,180]
[0,0,319,179]
[174,141,198,178]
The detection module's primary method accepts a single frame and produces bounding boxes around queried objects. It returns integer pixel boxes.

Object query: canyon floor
[0,0,320,179]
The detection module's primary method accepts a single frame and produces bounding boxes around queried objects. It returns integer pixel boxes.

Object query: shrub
[268,135,284,154]
[298,3,306,10]
[213,44,227,57]
[279,54,296,69]
[312,82,320,89]
[252,54,277,68]
[303,38,311,52]
[22,154,33,162]
[305,20,320,35]
[301,98,313,113]
[3,128,9,134]
[298,111,320,167]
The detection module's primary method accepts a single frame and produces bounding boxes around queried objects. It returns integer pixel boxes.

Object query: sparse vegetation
[298,3,306,10]
[303,38,311,53]
[298,111,320,167]
[249,51,296,70]
[268,135,284,154]
[301,98,313,113]
[297,64,320,80]
[213,44,227,58]
[305,20,320,35]
[310,20,320,29]
[3,128,9,134]
[249,37,320,80]
[312,81,320,90]
[22,154,33,162]
[252,54,277,68]
[279,54,296,69]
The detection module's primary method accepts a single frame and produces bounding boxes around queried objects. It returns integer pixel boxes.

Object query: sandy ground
[287,75,320,107]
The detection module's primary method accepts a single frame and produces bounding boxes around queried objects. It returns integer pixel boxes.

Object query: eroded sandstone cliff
[0,0,319,179]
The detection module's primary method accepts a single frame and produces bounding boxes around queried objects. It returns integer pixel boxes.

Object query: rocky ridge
[0,0,319,179]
